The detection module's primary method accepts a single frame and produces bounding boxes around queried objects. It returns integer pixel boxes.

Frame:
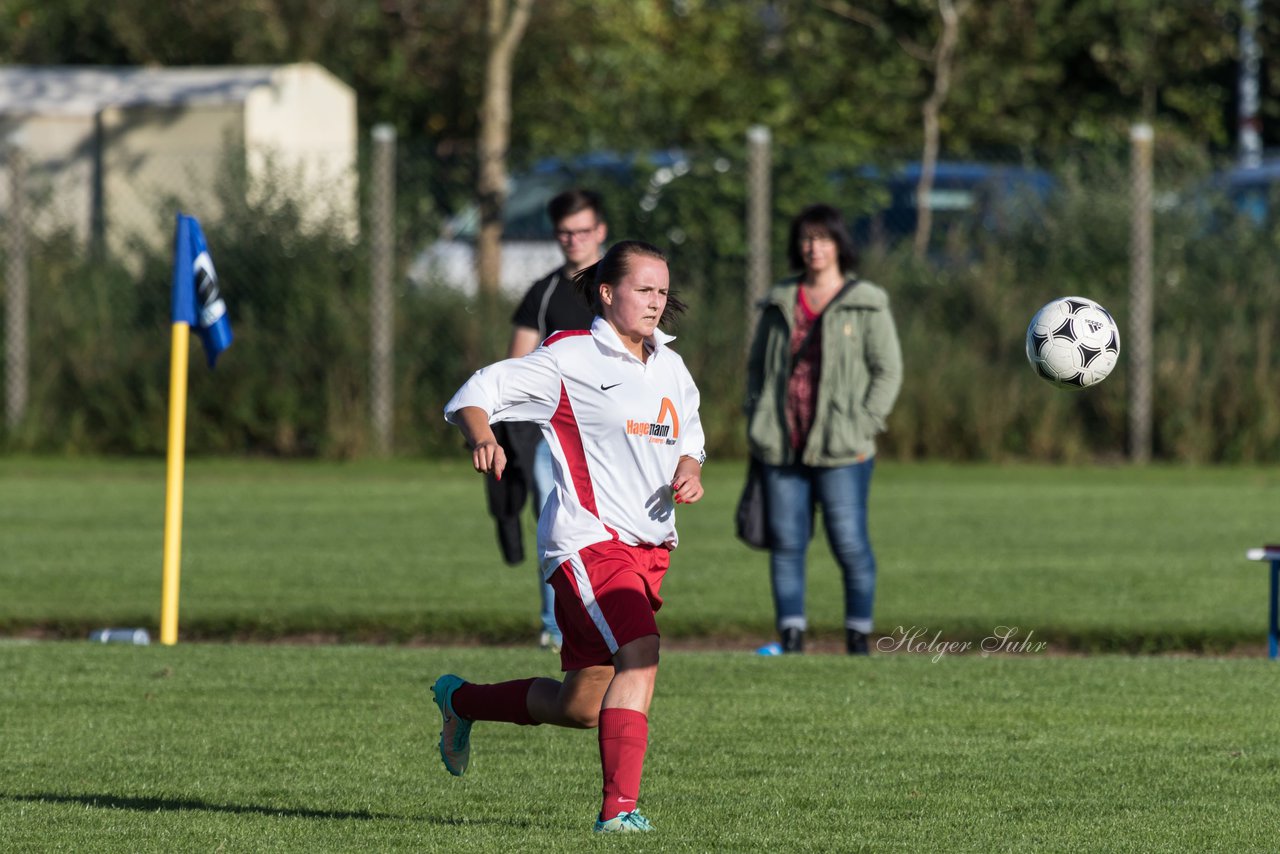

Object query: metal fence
[3,126,1279,462]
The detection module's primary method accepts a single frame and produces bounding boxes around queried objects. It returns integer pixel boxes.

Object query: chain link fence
[3,128,1280,462]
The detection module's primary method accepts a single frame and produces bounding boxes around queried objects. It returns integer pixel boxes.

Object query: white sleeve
[676,363,707,466]
[443,346,562,426]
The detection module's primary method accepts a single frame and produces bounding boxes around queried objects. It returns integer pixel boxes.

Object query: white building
[0,63,358,254]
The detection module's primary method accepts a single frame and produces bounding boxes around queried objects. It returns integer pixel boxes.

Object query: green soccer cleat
[593,810,653,834]
[431,674,473,776]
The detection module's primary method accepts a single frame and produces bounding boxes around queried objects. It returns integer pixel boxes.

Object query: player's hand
[472,440,507,480]
[671,460,704,505]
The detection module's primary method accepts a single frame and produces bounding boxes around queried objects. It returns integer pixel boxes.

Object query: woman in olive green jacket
[745,204,903,654]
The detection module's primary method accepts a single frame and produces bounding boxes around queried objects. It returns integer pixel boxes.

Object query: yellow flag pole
[160,321,190,645]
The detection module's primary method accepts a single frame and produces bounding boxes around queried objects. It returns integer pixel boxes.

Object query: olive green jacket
[745,276,903,467]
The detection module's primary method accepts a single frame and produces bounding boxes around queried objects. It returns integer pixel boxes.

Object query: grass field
[4,642,1280,851]
[5,458,1280,850]
[2,457,1278,650]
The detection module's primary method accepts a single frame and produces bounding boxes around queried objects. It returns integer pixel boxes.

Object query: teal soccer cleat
[431,674,473,776]
[594,810,653,833]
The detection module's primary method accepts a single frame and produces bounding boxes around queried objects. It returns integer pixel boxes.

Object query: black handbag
[734,457,772,550]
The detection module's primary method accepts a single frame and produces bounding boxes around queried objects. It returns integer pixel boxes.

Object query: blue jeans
[532,439,560,639]
[763,458,877,635]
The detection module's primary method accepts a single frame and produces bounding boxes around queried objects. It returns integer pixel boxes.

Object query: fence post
[5,144,29,434]
[745,124,772,353]
[369,124,396,457]
[1129,123,1154,464]
[1239,0,1262,169]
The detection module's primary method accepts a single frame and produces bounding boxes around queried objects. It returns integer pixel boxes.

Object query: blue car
[1199,157,1280,229]
[840,160,1055,256]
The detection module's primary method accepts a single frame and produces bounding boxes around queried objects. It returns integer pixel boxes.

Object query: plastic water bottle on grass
[89,628,151,645]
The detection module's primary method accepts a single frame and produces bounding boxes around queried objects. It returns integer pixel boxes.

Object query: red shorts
[548,539,670,672]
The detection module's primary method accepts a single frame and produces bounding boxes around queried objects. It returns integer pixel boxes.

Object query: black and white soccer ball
[1025,297,1121,389]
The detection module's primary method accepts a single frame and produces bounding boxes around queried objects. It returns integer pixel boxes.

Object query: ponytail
[571,260,604,314]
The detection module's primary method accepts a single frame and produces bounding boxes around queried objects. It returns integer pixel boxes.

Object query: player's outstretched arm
[454,405,507,480]
[671,455,704,505]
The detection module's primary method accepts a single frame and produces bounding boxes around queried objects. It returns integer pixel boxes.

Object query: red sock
[598,708,649,821]
[451,678,539,726]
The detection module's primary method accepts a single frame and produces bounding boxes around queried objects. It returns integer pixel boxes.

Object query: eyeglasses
[554,224,600,242]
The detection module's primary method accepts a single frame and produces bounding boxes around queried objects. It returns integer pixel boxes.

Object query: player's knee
[556,690,601,728]
[563,705,599,729]
[614,633,661,669]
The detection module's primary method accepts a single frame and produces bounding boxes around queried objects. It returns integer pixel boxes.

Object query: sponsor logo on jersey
[625,398,679,445]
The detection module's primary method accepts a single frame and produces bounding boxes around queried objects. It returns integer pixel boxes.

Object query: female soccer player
[435,240,705,835]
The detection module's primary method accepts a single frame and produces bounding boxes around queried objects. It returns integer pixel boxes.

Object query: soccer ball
[1025,296,1121,389]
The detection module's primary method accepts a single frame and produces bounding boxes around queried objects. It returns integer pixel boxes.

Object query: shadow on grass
[3,793,529,829]
[3,792,528,827]
[3,791,394,821]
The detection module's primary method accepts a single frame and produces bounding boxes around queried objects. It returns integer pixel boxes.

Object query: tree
[914,0,969,257]
[817,0,970,257]
[476,0,535,298]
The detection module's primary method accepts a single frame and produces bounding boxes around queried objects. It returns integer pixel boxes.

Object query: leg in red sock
[598,707,648,821]
[451,678,540,725]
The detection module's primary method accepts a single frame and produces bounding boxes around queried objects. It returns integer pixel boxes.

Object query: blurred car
[840,160,1055,257]
[409,150,690,297]
[1198,157,1280,229]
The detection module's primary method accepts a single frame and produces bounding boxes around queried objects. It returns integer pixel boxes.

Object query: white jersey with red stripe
[445,316,706,579]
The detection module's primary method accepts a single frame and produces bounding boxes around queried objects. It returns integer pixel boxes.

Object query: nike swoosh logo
[600,382,623,391]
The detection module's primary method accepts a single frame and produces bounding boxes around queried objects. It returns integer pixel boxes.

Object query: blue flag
[172,213,233,367]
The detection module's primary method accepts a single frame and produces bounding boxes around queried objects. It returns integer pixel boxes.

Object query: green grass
[3,642,1279,851]
[5,459,1280,849]
[2,457,1278,650]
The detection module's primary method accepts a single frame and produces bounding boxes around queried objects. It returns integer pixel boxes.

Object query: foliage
[6,230,170,455]
[6,141,1280,461]
[3,2,1280,460]
[2,151,370,457]
[179,152,371,457]
[1,1,1270,176]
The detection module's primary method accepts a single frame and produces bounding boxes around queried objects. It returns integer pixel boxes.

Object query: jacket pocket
[823,394,868,458]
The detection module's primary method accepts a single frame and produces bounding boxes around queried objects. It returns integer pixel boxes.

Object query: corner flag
[172,213,233,366]
[161,213,233,645]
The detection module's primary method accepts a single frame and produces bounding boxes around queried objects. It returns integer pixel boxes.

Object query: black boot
[781,627,804,654]
[846,629,870,656]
